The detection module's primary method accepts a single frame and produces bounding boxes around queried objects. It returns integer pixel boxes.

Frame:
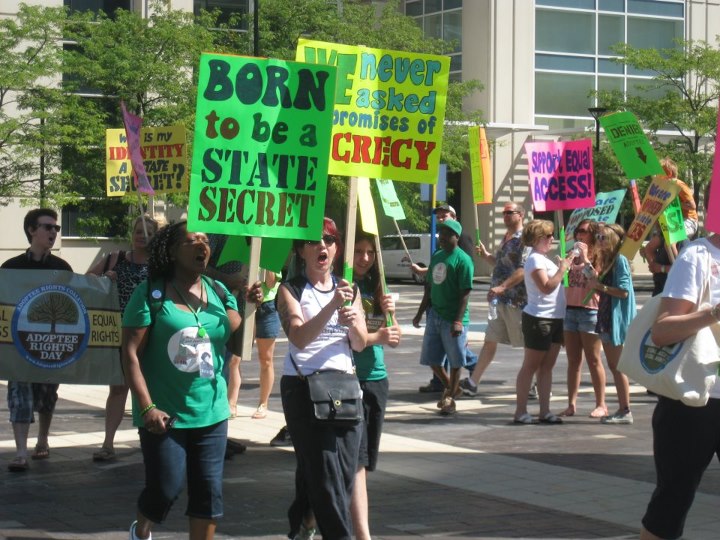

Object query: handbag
[618,249,720,407]
[290,354,363,425]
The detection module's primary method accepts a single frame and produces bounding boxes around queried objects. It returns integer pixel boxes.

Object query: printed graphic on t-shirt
[167,327,213,375]
[432,262,447,284]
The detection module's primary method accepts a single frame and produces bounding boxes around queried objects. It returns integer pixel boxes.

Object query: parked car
[380,234,432,284]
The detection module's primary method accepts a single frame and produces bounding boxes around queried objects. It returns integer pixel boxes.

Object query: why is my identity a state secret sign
[188,53,336,240]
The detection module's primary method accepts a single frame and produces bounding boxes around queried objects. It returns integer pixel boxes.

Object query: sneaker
[601,411,634,425]
[439,397,457,415]
[459,377,478,397]
[129,521,151,540]
[419,380,444,393]
[528,383,538,400]
[270,426,293,447]
[294,524,317,540]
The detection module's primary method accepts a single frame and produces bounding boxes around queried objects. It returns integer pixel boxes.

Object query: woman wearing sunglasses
[277,217,368,540]
[514,220,574,424]
[560,219,607,418]
[592,223,636,425]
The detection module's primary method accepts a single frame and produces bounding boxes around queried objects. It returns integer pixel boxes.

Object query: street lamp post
[588,106,607,151]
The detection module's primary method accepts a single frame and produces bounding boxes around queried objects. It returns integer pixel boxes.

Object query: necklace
[172,279,207,338]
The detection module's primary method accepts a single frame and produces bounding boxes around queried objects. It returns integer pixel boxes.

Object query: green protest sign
[217,235,292,274]
[375,179,406,220]
[188,53,337,240]
[658,197,687,245]
[599,111,664,179]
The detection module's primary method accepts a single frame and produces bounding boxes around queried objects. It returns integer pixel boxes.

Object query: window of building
[535,2,684,123]
[194,0,249,30]
[64,0,130,16]
[405,0,462,79]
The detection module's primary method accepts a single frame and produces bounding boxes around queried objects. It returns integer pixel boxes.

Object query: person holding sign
[591,224,636,425]
[559,219,608,419]
[660,157,698,238]
[413,219,474,415]
[277,217,367,540]
[513,220,573,425]
[122,222,244,540]
[350,231,401,540]
[4,209,72,472]
[460,202,528,397]
[86,214,160,462]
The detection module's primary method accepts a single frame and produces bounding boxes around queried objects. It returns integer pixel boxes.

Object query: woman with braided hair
[122,221,253,540]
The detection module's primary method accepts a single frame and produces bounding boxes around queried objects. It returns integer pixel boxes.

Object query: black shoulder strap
[283,275,308,302]
[201,275,228,306]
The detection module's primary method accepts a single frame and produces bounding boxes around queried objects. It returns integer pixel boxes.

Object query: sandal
[539,412,563,424]
[513,412,534,424]
[31,444,50,460]
[8,456,29,472]
[92,447,116,462]
[252,405,268,419]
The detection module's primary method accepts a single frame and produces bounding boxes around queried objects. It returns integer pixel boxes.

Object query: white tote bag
[618,251,720,407]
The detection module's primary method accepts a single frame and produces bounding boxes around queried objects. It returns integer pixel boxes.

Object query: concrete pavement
[1,280,718,539]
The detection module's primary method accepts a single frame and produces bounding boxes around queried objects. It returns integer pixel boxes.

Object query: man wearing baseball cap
[413,219,474,415]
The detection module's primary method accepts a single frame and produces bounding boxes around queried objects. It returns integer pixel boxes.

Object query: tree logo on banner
[11,284,90,369]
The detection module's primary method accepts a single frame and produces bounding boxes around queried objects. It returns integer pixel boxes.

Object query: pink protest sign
[705,107,720,234]
[120,101,155,195]
[525,139,595,212]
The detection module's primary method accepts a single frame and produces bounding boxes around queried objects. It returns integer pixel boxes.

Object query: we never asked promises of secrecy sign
[105,126,188,196]
[188,54,336,240]
[296,39,450,183]
[525,139,595,213]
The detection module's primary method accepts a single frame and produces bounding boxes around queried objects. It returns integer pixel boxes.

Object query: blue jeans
[420,308,469,369]
[137,420,227,523]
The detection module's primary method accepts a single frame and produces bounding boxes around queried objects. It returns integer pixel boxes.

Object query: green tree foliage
[0,4,66,203]
[4,0,483,236]
[597,39,720,206]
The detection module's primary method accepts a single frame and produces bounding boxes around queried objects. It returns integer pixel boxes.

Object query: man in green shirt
[413,219,474,415]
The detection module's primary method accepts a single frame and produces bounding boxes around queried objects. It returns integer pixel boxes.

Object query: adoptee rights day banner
[0,270,123,385]
[565,188,626,242]
[188,53,336,240]
[600,111,664,179]
[296,39,450,183]
[525,139,595,212]
[106,125,188,196]
[619,176,680,259]
[469,126,493,204]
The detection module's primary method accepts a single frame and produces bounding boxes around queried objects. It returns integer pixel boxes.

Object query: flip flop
[31,444,50,460]
[251,405,268,419]
[92,447,116,462]
[8,456,29,472]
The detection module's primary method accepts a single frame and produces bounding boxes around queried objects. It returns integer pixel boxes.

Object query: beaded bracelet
[140,403,156,417]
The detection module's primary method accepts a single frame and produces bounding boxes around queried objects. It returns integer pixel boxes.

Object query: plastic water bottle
[488,297,498,321]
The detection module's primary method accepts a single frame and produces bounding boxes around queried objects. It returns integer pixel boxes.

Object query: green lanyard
[172,280,207,338]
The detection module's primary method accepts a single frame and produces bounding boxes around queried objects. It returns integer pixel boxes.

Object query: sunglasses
[597,234,607,241]
[575,228,589,234]
[502,210,520,216]
[37,223,61,232]
[305,235,337,246]
[545,234,554,239]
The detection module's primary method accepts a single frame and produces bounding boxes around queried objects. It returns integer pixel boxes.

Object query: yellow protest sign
[296,39,450,183]
[469,126,493,204]
[106,125,188,196]
[357,177,379,235]
[619,176,680,259]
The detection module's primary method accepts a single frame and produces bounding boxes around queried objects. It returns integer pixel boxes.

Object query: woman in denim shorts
[251,270,281,419]
[561,219,608,418]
